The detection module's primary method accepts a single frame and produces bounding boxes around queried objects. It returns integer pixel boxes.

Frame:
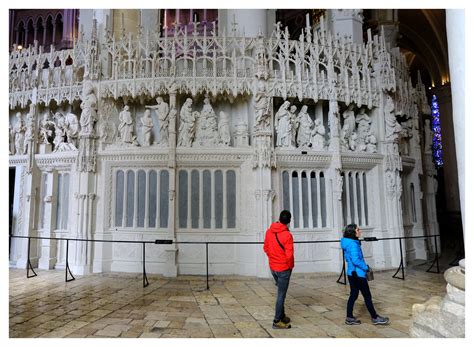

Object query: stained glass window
[430,95,444,168]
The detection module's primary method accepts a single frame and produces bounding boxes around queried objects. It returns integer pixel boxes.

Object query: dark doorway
[9,167,16,255]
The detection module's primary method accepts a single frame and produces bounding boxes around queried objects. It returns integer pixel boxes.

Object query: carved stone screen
[114,169,169,229]
[178,169,236,229]
[282,170,327,229]
[55,173,70,230]
[342,171,369,227]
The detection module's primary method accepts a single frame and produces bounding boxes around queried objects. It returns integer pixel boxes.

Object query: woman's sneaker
[345,317,361,325]
[272,320,291,329]
[372,316,390,325]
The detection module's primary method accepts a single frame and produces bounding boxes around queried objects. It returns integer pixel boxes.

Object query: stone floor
[9,264,447,338]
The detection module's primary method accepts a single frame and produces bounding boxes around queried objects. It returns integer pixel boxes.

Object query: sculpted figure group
[274,100,377,153]
[274,101,327,151]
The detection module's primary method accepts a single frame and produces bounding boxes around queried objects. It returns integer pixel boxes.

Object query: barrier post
[426,235,441,274]
[26,237,37,278]
[336,250,347,285]
[206,242,209,290]
[392,238,405,280]
[142,242,149,288]
[65,239,76,282]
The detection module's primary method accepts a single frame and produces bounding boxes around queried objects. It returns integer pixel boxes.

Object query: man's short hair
[279,210,292,225]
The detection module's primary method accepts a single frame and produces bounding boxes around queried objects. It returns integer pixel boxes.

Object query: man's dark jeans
[347,273,377,319]
[271,269,292,322]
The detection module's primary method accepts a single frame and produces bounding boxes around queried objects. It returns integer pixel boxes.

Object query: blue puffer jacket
[340,237,369,278]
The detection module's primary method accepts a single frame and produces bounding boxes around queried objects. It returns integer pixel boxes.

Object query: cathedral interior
[8,9,464,277]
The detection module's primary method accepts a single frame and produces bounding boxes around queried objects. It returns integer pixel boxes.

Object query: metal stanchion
[65,239,75,282]
[142,242,149,288]
[392,238,405,280]
[336,250,347,285]
[26,237,37,278]
[206,242,209,290]
[426,235,440,274]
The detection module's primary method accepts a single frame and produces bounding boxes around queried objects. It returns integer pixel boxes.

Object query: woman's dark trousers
[347,273,377,319]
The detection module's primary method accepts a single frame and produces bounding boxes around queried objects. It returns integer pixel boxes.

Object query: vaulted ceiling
[397,9,449,88]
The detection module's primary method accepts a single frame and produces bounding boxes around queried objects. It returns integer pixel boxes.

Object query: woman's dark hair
[279,210,292,225]
[343,224,359,239]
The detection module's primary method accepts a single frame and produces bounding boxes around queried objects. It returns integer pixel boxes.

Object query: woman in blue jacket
[340,224,389,325]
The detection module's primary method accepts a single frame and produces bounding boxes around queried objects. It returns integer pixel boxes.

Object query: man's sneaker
[372,315,390,325]
[345,317,361,325]
[281,315,291,324]
[272,320,291,329]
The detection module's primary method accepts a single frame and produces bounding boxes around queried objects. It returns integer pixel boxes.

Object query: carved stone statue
[200,97,219,146]
[13,112,26,155]
[355,108,372,151]
[79,81,97,136]
[65,113,80,149]
[400,119,413,155]
[23,104,36,155]
[118,105,137,145]
[218,111,231,146]
[177,98,196,147]
[366,134,377,153]
[9,122,14,154]
[234,122,249,147]
[254,81,271,132]
[140,109,154,146]
[384,96,402,143]
[328,100,340,138]
[341,105,356,150]
[276,104,292,148]
[98,100,117,144]
[296,105,313,148]
[145,96,169,145]
[311,118,326,150]
[53,112,66,150]
[39,112,56,145]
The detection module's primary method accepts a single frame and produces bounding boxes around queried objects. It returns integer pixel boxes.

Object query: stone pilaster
[38,169,58,269]
[164,83,178,277]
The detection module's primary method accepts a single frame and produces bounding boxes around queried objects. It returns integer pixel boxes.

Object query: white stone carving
[23,104,36,155]
[196,97,219,147]
[384,96,402,143]
[310,118,326,150]
[218,111,231,146]
[79,81,98,136]
[275,101,291,148]
[234,122,249,147]
[253,81,271,133]
[13,112,26,155]
[177,98,196,147]
[9,122,14,154]
[289,105,298,148]
[65,113,80,149]
[145,96,169,146]
[296,105,313,148]
[140,109,154,146]
[341,105,356,150]
[118,105,138,145]
[98,99,117,144]
[39,112,56,145]
[53,112,66,150]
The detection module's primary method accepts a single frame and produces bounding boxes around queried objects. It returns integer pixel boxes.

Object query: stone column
[38,169,58,269]
[328,9,364,44]
[15,166,41,269]
[164,83,178,277]
[446,9,465,234]
[409,10,466,338]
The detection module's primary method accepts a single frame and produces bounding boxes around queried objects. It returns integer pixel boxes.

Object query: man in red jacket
[263,210,294,329]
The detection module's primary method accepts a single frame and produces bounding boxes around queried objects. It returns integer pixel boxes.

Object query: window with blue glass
[430,95,444,168]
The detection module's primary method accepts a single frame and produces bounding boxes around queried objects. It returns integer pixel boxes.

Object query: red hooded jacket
[263,222,294,271]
